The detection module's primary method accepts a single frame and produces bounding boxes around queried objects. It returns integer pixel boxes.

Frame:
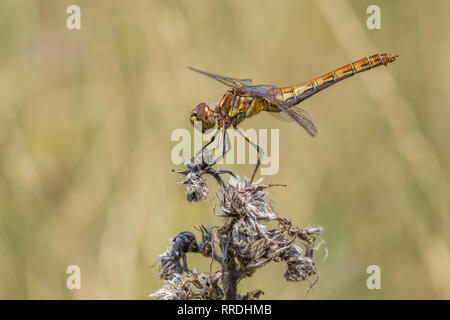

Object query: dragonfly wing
[256,92,318,137]
[290,106,318,136]
[236,85,277,95]
[188,66,252,87]
[268,109,295,122]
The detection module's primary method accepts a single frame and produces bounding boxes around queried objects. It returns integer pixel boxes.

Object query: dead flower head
[283,246,317,282]
[158,231,199,280]
[150,271,223,300]
[172,150,238,202]
[181,172,208,202]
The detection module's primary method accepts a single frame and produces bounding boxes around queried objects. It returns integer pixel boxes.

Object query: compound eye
[196,103,209,119]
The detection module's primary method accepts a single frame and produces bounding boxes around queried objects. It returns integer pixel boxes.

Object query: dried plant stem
[220,217,239,300]
[222,247,238,300]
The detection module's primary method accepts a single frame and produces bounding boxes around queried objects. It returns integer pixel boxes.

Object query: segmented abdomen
[280,53,398,105]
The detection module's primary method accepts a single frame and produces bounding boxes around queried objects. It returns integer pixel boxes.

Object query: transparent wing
[267,105,312,123]
[236,85,277,95]
[254,92,318,137]
[188,66,252,88]
[267,109,295,122]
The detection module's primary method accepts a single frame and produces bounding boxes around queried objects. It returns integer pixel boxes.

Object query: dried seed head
[283,246,317,282]
[197,225,216,257]
[181,172,208,202]
[172,231,199,255]
[158,251,183,280]
[150,274,191,300]
[219,177,285,247]
[150,271,223,300]
[305,226,324,236]
[157,231,199,280]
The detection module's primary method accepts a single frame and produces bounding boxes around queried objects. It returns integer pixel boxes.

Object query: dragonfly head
[190,103,216,133]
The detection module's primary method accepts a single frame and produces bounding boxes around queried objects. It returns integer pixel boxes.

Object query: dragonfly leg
[212,127,231,164]
[236,128,264,183]
[214,128,223,149]
[191,129,220,164]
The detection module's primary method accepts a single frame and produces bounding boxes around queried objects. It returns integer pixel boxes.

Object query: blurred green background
[0,0,449,299]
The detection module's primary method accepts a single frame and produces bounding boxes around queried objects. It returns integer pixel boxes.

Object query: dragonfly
[189,53,398,181]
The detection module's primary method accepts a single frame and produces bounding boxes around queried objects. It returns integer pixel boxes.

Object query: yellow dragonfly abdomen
[280,53,398,106]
